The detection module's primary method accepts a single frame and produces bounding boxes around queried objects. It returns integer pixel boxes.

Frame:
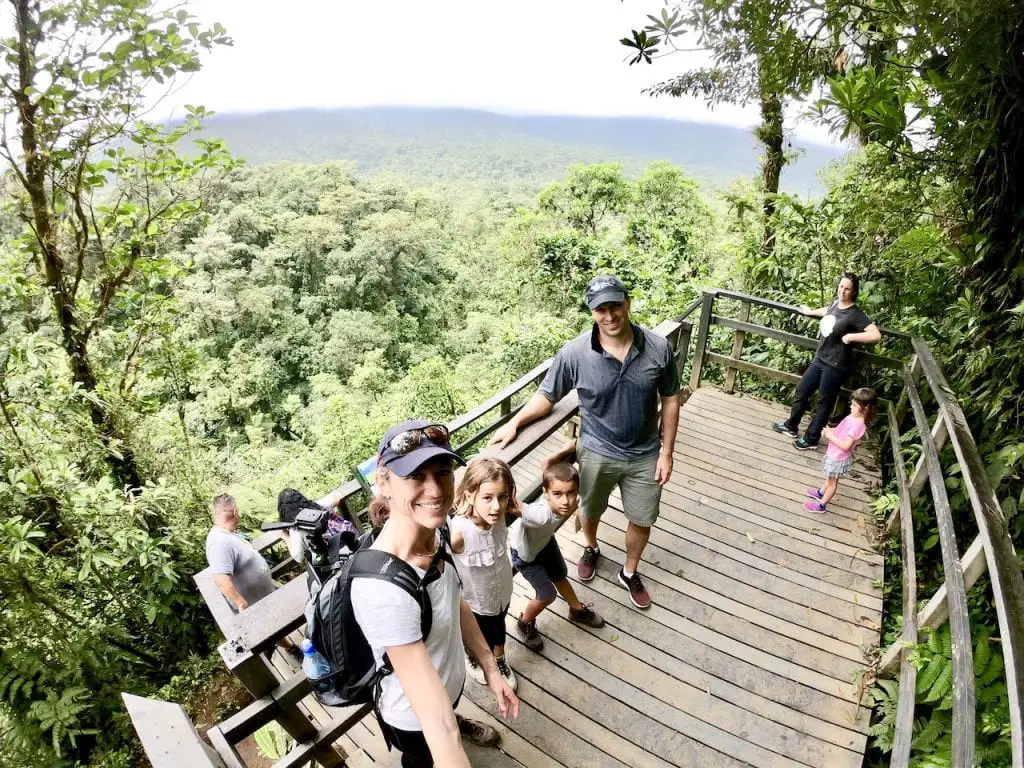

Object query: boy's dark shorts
[511,538,567,603]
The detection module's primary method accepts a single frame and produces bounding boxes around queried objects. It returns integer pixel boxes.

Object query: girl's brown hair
[852,387,877,425]
[454,457,518,517]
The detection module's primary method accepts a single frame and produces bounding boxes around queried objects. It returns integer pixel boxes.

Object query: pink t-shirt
[826,415,866,462]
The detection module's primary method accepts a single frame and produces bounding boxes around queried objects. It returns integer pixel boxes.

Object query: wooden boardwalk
[336,386,884,767]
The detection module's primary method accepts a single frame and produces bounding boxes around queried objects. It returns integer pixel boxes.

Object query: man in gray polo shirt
[491,276,681,609]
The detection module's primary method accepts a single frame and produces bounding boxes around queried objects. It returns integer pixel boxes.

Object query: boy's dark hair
[543,462,580,490]
[852,387,877,425]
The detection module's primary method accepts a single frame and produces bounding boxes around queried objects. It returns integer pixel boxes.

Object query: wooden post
[219,640,345,767]
[675,322,693,382]
[688,291,716,391]
[500,396,511,417]
[723,300,750,393]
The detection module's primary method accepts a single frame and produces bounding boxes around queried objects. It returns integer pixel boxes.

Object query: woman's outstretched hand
[487,673,520,720]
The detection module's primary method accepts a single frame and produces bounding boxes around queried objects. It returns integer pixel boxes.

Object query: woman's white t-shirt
[350,532,466,731]
[449,515,513,616]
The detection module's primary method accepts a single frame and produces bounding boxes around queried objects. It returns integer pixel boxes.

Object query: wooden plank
[555,528,874,698]
[504,593,811,768]
[605,488,880,609]
[508,579,866,755]
[885,407,917,768]
[501,622,750,767]
[456,696,546,767]
[663,464,875,548]
[546,537,871,729]
[574,515,879,652]
[560,516,869,668]
[706,351,804,388]
[448,359,551,434]
[672,442,870,521]
[229,574,309,654]
[722,301,750,393]
[655,483,880,582]
[461,678,632,768]
[121,693,225,768]
[507,585,863,768]
[689,290,716,389]
[913,339,1024,766]
[905,368,974,766]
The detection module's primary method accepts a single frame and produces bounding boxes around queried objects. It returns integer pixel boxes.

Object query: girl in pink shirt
[804,388,876,513]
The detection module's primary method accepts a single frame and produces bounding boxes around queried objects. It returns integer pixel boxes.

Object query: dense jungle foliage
[1,0,1023,766]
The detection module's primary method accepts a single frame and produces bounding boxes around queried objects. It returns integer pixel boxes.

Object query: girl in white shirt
[350,420,518,768]
[450,458,518,691]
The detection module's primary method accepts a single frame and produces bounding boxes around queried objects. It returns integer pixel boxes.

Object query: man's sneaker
[456,714,500,747]
[772,422,799,438]
[495,655,518,692]
[578,546,600,582]
[569,604,606,628]
[515,615,544,652]
[465,654,486,685]
[793,436,819,451]
[805,486,824,500]
[618,569,651,609]
[803,500,827,513]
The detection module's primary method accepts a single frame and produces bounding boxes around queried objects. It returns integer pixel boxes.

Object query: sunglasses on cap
[385,424,452,456]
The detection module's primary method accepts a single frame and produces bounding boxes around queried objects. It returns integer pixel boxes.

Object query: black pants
[375,694,463,767]
[785,357,846,444]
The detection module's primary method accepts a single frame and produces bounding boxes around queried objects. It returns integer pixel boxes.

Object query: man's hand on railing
[489,422,519,449]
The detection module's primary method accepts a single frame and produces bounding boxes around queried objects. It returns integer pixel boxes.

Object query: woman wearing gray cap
[350,420,519,767]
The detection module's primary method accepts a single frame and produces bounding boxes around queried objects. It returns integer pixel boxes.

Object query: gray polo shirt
[539,323,681,461]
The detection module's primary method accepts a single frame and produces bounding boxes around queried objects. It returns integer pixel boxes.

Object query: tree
[621,1,840,256]
[0,0,234,490]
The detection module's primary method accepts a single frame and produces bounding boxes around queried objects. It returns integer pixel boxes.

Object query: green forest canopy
[2,1,1024,766]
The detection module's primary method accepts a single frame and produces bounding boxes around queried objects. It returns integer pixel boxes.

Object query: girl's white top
[350,527,466,731]
[449,514,513,616]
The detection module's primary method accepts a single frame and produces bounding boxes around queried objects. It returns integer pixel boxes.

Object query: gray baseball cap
[585,275,629,309]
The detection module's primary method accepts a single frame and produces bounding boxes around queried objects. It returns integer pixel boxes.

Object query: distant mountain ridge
[198,106,846,195]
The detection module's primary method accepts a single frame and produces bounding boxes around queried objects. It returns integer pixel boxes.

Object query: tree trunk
[758,90,785,260]
[14,0,141,492]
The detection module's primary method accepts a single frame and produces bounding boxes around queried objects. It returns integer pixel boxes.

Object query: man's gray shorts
[578,444,662,527]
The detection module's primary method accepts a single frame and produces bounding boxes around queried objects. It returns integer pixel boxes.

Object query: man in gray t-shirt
[492,275,681,609]
[205,494,276,612]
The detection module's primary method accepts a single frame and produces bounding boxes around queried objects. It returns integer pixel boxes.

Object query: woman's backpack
[302,526,454,707]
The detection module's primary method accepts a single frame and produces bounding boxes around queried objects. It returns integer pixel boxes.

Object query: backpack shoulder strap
[349,550,433,639]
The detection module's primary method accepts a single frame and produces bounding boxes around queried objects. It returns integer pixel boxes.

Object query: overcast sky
[162,0,838,145]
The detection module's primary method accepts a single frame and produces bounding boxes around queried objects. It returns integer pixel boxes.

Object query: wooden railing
[685,288,1024,768]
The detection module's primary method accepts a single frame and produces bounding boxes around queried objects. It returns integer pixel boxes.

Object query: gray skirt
[822,455,853,478]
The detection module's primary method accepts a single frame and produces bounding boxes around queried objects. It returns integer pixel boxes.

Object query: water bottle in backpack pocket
[300,638,346,707]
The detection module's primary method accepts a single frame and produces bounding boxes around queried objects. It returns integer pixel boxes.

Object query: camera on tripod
[262,503,354,586]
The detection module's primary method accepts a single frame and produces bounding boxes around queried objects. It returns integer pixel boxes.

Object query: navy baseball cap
[377,419,465,477]
[585,275,629,309]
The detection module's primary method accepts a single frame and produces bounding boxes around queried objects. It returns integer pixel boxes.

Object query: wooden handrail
[913,340,1024,766]
[903,366,975,767]
[886,406,918,768]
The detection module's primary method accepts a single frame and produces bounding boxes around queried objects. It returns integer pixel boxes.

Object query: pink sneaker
[805,487,823,500]
[803,500,826,513]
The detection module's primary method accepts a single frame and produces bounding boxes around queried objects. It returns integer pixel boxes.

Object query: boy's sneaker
[618,569,651,609]
[456,714,500,747]
[793,436,819,451]
[772,422,799,438]
[515,615,544,652]
[495,656,518,692]
[465,654,486,685]
[578,546,600,582]
[803,500,827,513]
[569,604,606,628]
[805,486,824,500]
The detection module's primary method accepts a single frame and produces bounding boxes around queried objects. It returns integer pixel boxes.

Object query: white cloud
[157,0,840,146]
